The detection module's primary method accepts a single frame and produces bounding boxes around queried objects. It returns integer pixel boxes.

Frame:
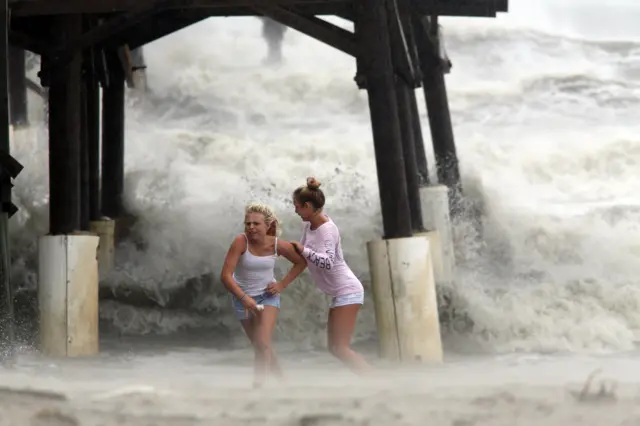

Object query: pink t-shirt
[300,217,364,297]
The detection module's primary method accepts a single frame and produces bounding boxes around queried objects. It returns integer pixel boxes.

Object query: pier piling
[101,49,125,223]
[8,46,27,127]
[358,0,443,363]
[414,14,462,213]
[38,14,100,357]
[355,0,411,240]
[47,15,82,235]
[0,0,23,351]
[85,48,101,222]
[388,0,425,233]
[80,70,90,231]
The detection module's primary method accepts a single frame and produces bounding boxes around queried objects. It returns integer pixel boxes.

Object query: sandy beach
[0,338,636,426]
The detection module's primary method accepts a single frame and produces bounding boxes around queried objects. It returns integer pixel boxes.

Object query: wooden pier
[0,0,508,355]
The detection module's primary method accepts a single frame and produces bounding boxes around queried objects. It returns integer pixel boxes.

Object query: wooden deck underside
[9,0,508,17]
[8,0,508,58]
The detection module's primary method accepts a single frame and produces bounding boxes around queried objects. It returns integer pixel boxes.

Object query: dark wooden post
[0,0,13,349]
[387,0,425,233]
[414,15,462,211]
[80,76,90,231]
[48,15,83,235]
[101,50,125,220]
[395,83,424,232]
[354,0,412,239]
[86,49,101,222]
[394,0,429,188]
[8,46,27,127]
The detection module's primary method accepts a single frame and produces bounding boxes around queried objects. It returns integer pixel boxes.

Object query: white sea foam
[8,0,640,356]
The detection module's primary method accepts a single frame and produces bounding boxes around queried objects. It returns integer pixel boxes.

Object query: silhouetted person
[260,18,287,65]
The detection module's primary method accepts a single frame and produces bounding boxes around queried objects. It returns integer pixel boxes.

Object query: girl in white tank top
[232,233,278,297]
[220,203,307,388]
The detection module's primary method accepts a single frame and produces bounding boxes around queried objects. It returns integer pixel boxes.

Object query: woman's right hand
[241,295,258,313]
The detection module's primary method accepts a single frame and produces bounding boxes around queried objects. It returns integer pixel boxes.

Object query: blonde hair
[245,202,281,237]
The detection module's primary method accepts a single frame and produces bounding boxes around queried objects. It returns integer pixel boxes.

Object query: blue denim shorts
[330,292,364,308]
[231,292,281,321]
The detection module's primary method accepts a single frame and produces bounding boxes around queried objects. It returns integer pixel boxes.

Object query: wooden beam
[8,29,47,55]
[253,6,356,57]
[494,0,508,12]
[9,0,341,16]
[26,77,46,98]
[107,5,355,58]
[102,9,210,50]
[10,0,505,17]
[386,0,419,87]
[45,0,169,68]
[411,0,504,18]
[100,5,353,52]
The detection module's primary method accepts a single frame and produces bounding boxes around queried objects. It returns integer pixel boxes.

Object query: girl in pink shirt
[268,177,372,374]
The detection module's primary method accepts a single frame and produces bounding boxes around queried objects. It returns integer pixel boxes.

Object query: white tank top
[232,234,278,297]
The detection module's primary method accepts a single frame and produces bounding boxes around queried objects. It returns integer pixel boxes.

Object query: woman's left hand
[290,241,304,255]
[266,282,285,295]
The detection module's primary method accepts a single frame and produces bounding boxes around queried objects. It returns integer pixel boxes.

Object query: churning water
[4,1,640,424]
[8,0,640,358]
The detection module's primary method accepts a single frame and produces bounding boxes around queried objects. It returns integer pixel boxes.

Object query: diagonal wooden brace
[387,0,421,87]
[45,0,171,69]
[253,5,358,57]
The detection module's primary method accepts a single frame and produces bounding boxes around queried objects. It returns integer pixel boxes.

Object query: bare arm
[220,234,248,300]
[277,239,307,289]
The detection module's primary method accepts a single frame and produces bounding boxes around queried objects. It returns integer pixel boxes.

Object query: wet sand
[0,337,636,426]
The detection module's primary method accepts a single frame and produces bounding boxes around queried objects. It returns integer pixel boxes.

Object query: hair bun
[306,177,321,190]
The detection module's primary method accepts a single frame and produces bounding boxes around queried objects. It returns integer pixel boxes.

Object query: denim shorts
[231,292,280,321]
[330,292,364,308]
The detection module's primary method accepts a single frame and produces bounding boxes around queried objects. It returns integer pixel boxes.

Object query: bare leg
[245,306,281,388]
[240,319,283,378]
[327,304,373,375]
[268,347,284,380]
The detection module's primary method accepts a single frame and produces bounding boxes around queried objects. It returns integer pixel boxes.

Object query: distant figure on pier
[260,17,287,65]
[220,203,306,388]
[269,177,372,375]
